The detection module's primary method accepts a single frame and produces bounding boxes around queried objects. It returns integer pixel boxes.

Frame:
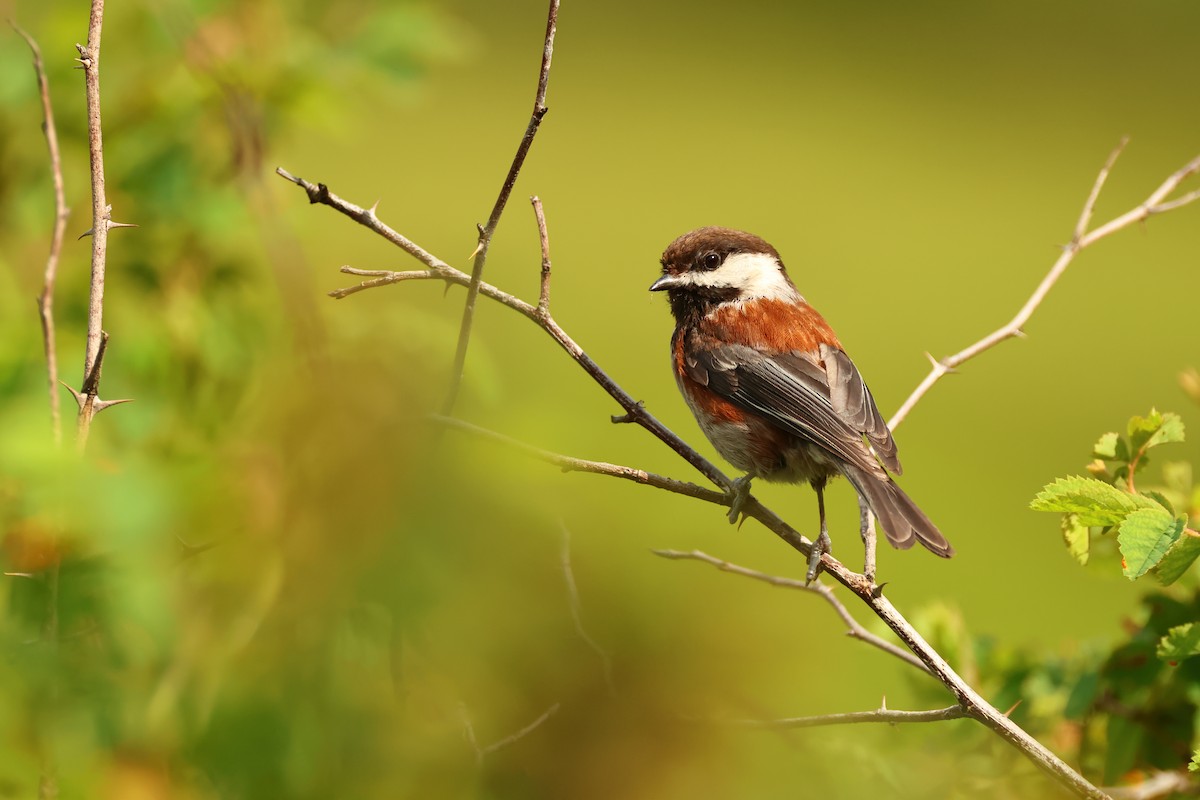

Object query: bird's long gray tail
[844,467,954,558]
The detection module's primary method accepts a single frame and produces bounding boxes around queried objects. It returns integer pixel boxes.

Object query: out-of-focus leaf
[1093,431,1121,460]
[1104,714,1144,785]
[1119,509,1185,579]
[1061,513,1090,565]
[1063,670,1099,719]
[1158,624,1200,663]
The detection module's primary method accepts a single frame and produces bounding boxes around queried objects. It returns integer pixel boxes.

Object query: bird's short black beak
[649,274,681,292]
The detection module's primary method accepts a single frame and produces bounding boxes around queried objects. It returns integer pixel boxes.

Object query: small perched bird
[650,227,953,579]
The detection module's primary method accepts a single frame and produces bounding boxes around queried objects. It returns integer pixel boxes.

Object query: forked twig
[651,549,930,674]
[461,702,562,765]
[277,30,1200,800]
[889,140,1200,430]
[561,525,616,696]
[443,0,560,416]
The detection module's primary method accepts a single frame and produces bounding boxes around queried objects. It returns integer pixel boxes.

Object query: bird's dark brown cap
[659,226,781,275]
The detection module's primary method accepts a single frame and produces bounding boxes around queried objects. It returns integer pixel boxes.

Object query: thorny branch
[442,0,560,417]
[651,549,930,674]
[12,24,69,446]
[723,704,968,730]
[280,25,1198,800]
[283,165,1126,799]
[888,140,1200,431]
[70,0,132,449]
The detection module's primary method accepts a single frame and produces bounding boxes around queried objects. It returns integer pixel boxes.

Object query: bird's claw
[726,475,753,524]
[806,529,832,584]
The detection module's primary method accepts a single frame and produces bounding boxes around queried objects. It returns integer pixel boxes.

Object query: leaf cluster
[1031,410,1199,584]
[1025,410,1200,783]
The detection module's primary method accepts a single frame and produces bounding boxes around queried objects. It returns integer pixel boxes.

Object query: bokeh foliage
[2,1,1200,798]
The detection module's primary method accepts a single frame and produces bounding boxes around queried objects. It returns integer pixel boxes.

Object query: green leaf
[1061,513,1090,565]
[1191,751,1200,772]
[1118,509,1185,579]
[1156,535,1200,586]
[1128,409,1165,451]
[1104,714,1144,784]
[1063,670,1100,719]
[1031,476,1163,527]
[1147,491,1176,516]
[1128,409,1186,454]
[1158,623,1200,662]
[1148,412,1186,448]
[1093,432,1121,460]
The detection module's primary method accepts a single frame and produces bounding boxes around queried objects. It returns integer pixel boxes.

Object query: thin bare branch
[458,704,482,765]
[275,169,448,271]
[561,525,616,695]
[442,0,560,416]
[72,0,132,448]
[274,74,1189,800]
[723,704,968,730]
[480,703,561,758]
[12,23,69,446]
[651,549,930,674]
[462,701,561,765]
[532,196,552,316]
[1072,137,1128,244]
[433,415,727,506]
[889,142,1200,430]
[1103,771,1194,800]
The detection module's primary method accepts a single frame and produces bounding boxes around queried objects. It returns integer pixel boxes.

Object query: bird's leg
[726,475,753,524]
[858,493,877,585]
[806,478,832,584]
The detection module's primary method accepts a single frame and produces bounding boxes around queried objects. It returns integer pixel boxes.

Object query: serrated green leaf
[1061,513,1090,565]
[1158,623,1200,662]
[1191,751,1200,772]
[1093,432,1121,460]
[1128,409,1164,451]
[1031,476,1163,527]
[1119,509,1185,579]
[1158,535,1200,586]
[1147,491,1176,516]
[1148,412,1186,448]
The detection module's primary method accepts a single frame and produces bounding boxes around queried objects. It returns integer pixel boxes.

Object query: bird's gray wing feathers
[693,343,890,477]
[820,344,900,473]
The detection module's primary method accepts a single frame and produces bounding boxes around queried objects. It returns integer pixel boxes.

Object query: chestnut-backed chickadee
[650,227,953,578]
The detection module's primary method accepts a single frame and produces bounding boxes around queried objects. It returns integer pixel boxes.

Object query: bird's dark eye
[701,252,723,271]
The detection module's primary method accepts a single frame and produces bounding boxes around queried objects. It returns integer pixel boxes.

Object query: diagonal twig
[889,141,1200,431]
[651,549,931,675]
[432,414,727,505]
[461,702,561,765]
[12,23,69,446]
[442,0,560,416]
[561,525,616,696]
[283,172,1124,797]
[722,704,967,730]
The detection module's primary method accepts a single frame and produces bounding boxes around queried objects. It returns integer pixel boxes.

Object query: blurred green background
[2,1,1199,797]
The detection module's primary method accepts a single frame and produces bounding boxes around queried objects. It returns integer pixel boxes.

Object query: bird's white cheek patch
[684,252,799,302]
